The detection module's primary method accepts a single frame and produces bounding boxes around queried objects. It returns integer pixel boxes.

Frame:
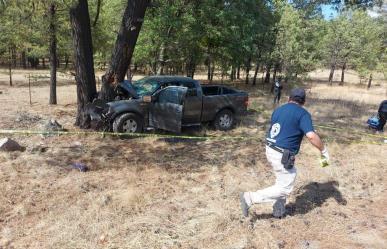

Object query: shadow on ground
[250,181,347,221]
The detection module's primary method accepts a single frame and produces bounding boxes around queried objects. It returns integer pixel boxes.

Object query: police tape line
[0,129,247,141]
[0,128,385,145]
[315,124,387,139]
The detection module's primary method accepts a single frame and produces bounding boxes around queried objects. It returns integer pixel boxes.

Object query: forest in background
[0,0,386,125]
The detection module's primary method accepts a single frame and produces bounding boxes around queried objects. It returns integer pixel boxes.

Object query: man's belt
[266,142,284,153]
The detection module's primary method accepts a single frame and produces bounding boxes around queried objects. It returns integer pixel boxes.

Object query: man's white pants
[245,146,297,216]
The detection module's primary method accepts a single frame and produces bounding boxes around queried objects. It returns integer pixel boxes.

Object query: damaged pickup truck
[89,76,248,133]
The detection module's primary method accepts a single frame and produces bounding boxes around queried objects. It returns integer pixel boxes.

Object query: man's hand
[321,147,330,161]
[320,147,330,167]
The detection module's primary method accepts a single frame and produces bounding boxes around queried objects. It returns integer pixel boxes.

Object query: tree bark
[8,47,12,87]
[49,4,57,105]
[157,42,166,75]
[99,0,150,101]
[70,0,97,128]
[210,63,215,82]
[21,51,27,69]
[367,73,372,89]
[245,57,251,84]
[65,55,69,69]
[93,0,101,27]
[237,65,240,79]
[230,66,235,81]
[252,62,260,85]
[328,63,335,85]
[340,61,346,85]
[264,64,272,83]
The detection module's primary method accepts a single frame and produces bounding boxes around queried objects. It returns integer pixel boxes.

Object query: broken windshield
[132,78,161,96]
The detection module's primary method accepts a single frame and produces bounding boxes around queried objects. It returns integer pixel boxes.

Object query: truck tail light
[244,96,249,107]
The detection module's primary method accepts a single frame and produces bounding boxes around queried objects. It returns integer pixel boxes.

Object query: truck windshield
[132,78,160,96]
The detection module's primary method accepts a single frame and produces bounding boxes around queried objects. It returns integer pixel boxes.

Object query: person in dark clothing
[273,78,283,104]
[377,100,387,132]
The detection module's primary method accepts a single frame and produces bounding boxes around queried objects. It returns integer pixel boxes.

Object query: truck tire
[214,109,234,131]
[113,113,143,133]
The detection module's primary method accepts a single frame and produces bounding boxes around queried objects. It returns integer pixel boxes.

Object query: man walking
[240,88,330,218]
[273,77,283,104]
[376,100,387,132]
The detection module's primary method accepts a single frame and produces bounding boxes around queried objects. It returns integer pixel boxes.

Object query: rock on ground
[0,138,25,152]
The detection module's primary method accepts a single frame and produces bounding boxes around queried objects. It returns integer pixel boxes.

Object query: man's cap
[290,88,306,103]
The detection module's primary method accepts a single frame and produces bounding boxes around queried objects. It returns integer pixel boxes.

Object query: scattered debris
[0,138,25,152]
[43,119,65,132]
[71,162,88,172]
[14,112,42,128]
[31,145,48,153]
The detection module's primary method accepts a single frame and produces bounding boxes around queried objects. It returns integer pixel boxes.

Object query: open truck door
[149,86,187,133]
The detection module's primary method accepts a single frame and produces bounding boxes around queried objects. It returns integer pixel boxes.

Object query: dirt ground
[0,69,386,249]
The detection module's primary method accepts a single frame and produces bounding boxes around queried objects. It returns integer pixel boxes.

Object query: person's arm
[306,131,324,151]
[306,131,329,161]
[300,113,329,161]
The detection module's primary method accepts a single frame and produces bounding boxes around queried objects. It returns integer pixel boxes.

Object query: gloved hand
[320,147,330,167]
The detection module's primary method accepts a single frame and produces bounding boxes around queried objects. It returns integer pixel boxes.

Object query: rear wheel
[214,109,234,131]
[113,113,143,133]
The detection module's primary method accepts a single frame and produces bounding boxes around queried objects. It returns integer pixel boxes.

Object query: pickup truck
[89,76,248,133]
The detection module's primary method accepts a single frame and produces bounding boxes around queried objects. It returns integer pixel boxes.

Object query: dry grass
[0,69,386,249]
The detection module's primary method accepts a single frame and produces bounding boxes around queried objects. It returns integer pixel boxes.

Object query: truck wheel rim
[219,114,232,128]
[122,119,138,133]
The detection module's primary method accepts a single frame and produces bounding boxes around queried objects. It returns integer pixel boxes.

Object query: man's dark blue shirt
[266,103,314,154]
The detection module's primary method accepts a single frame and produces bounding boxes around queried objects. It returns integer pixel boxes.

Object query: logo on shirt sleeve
[270,123,281,138]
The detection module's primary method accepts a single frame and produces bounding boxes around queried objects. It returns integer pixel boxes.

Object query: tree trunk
[12,47,16,67]
[49,4,57,105]
[206,57,211,81]
[252,62,260,85]
[126,63,132,80]
[210,63,215,82]
[367,74,372,89]
[42,58,45,68]
[264,64,272,83]
[157,42,166,75]
[8,48,12,87]
[185,55,196,78]
[245,57,251,84]
[230,66,235,81]
[237,65,240,79]
[99,0,149,101]
[70,0,97,128]
[65,55,69,69]
[273,65,278,83]
[93,0,101,27]
[21,51,27,69]
[328,63,335,85]
[340,62,346,85]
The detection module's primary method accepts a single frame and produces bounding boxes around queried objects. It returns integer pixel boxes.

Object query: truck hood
[116,80,139,99]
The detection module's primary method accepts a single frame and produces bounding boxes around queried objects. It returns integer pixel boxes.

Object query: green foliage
[0,0,385,84]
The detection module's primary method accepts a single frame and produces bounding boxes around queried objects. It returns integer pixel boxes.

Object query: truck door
[149,86,187,133]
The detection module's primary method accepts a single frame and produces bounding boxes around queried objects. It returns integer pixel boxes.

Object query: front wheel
[214,109,234,131]
[112,113,143,133]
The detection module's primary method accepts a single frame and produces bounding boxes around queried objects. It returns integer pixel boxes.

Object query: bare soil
[0,69,386,249]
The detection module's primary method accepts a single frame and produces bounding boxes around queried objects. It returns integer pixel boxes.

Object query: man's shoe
[272,199,286,218]
[240,192,249,217]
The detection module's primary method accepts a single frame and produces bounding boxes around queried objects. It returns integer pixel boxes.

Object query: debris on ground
[43,119,65,132]
[15,112,42,123]
[30,144,48,153]
[0,138,25,152]
[71,162,89,172]
[13,112,42,128]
